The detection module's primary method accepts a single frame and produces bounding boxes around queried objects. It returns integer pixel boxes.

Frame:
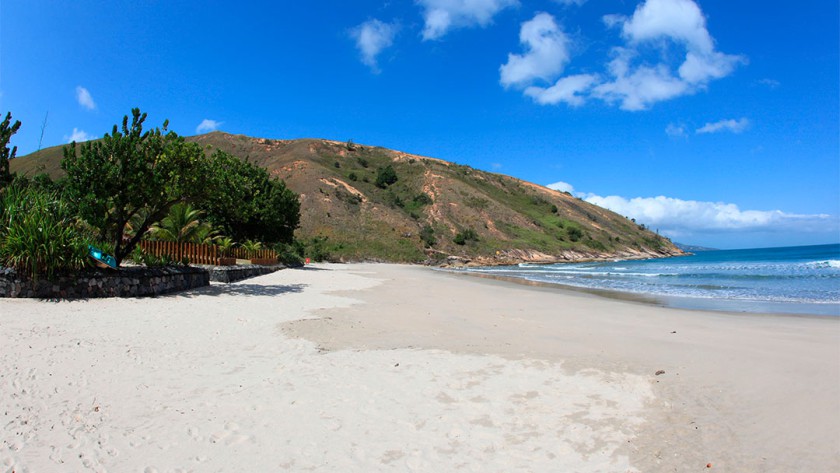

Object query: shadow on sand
[172,282,308,298]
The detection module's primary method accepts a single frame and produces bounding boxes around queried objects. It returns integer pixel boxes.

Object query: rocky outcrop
[439,246,685,267]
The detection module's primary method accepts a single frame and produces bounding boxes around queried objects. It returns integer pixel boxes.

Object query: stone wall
[206,264,284,283]
[0,266,210,299]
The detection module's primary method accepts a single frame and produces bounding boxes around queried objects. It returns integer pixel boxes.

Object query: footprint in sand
[208,422,252,446]
[187,426,203,442]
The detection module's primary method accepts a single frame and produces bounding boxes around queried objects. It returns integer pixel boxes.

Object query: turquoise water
[460,244,840,316]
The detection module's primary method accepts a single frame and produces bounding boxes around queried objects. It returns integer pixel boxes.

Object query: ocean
[457,243,840,316]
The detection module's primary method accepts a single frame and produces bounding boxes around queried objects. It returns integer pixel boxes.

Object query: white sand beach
[2,263,838,472]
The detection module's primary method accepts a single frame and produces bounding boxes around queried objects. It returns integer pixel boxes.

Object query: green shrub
[567,225,584,242]
[375,165,398,188]
[453,228,479,246]
[585,238,608,252]
[275,241,305,266]
[420,225,436,247]
[413,193,433,206]
[241,239,263,252]
[306,236,332,262]
[0,184,90,280]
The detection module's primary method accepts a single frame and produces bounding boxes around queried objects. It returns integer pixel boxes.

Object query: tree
[375,165,398,188]
[199,150,299,245]
[62,109,207,266]
[1,112,21,189]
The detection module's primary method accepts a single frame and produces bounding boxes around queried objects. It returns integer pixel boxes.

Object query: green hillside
[10,132,684,264]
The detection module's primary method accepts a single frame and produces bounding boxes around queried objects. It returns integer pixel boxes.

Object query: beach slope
[2,263,838,472]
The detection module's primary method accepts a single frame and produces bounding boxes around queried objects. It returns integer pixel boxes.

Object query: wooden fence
[138,241,277,266]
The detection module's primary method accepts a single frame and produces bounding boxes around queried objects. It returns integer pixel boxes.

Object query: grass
[0,183,90,280]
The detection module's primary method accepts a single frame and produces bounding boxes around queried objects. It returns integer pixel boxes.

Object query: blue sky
[1,0,837,249]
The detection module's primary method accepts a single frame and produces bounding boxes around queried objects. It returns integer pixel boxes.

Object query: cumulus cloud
[352,19,399,71]
[417,0,518,40]
[509,0,744,110]
[65,128,93,143]
[196,119,222,134]
[525,73,597,106]
[620,0,714,52]
[591,50,689,110]
[696,117,749,134]
[500,13,572,88]
[547,181,575,193]
[597,0,743,110]
[76,86,96,110]
[583,193,834,235]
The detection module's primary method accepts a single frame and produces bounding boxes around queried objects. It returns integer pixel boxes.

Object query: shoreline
[3,263,838,472]
[441,267,840,318]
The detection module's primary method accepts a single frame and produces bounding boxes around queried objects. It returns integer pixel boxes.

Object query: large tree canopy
[200,150,299,245]
[62,108,206,265]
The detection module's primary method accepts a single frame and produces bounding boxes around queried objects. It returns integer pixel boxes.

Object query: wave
[809,260,840,269]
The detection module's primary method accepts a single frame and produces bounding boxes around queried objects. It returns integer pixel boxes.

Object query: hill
[10,132,684,264]
[674,242,718,253]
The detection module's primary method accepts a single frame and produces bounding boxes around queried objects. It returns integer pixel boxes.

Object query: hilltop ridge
[10,132,684,264]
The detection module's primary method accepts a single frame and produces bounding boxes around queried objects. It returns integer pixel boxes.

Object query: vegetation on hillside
[9,127,681,266]
[1,109,301,278]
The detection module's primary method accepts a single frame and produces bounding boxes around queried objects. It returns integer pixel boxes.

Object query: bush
[420,225,436,248]
[567,225,584,242]
[453,228,479,246]
[275,241,305,266]
[0,184,90,280]
[306,236,332,262]
[375,165,398,188]
[128,246,175,267]
[413,193,433,206]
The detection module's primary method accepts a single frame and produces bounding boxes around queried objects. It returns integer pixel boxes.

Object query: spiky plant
[150,203,215,244]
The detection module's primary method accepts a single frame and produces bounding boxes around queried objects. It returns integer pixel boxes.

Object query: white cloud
[500,13,571,88]
[592,50,689,110]
[352,19,399,71]
[514,0,744,110]
[583,193,834,235]
[76,86,96,110]
[525,73,597,106]
[696,117,749,134]
[620,0,713,52]
[65,128,92,143]
[547,181,575,193]
[417,0,518,40]
[665,122,687,138]
[196,119,222,134]
[543,180,839,245]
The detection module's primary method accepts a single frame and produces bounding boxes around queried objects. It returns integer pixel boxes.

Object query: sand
[1,263,838,472]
